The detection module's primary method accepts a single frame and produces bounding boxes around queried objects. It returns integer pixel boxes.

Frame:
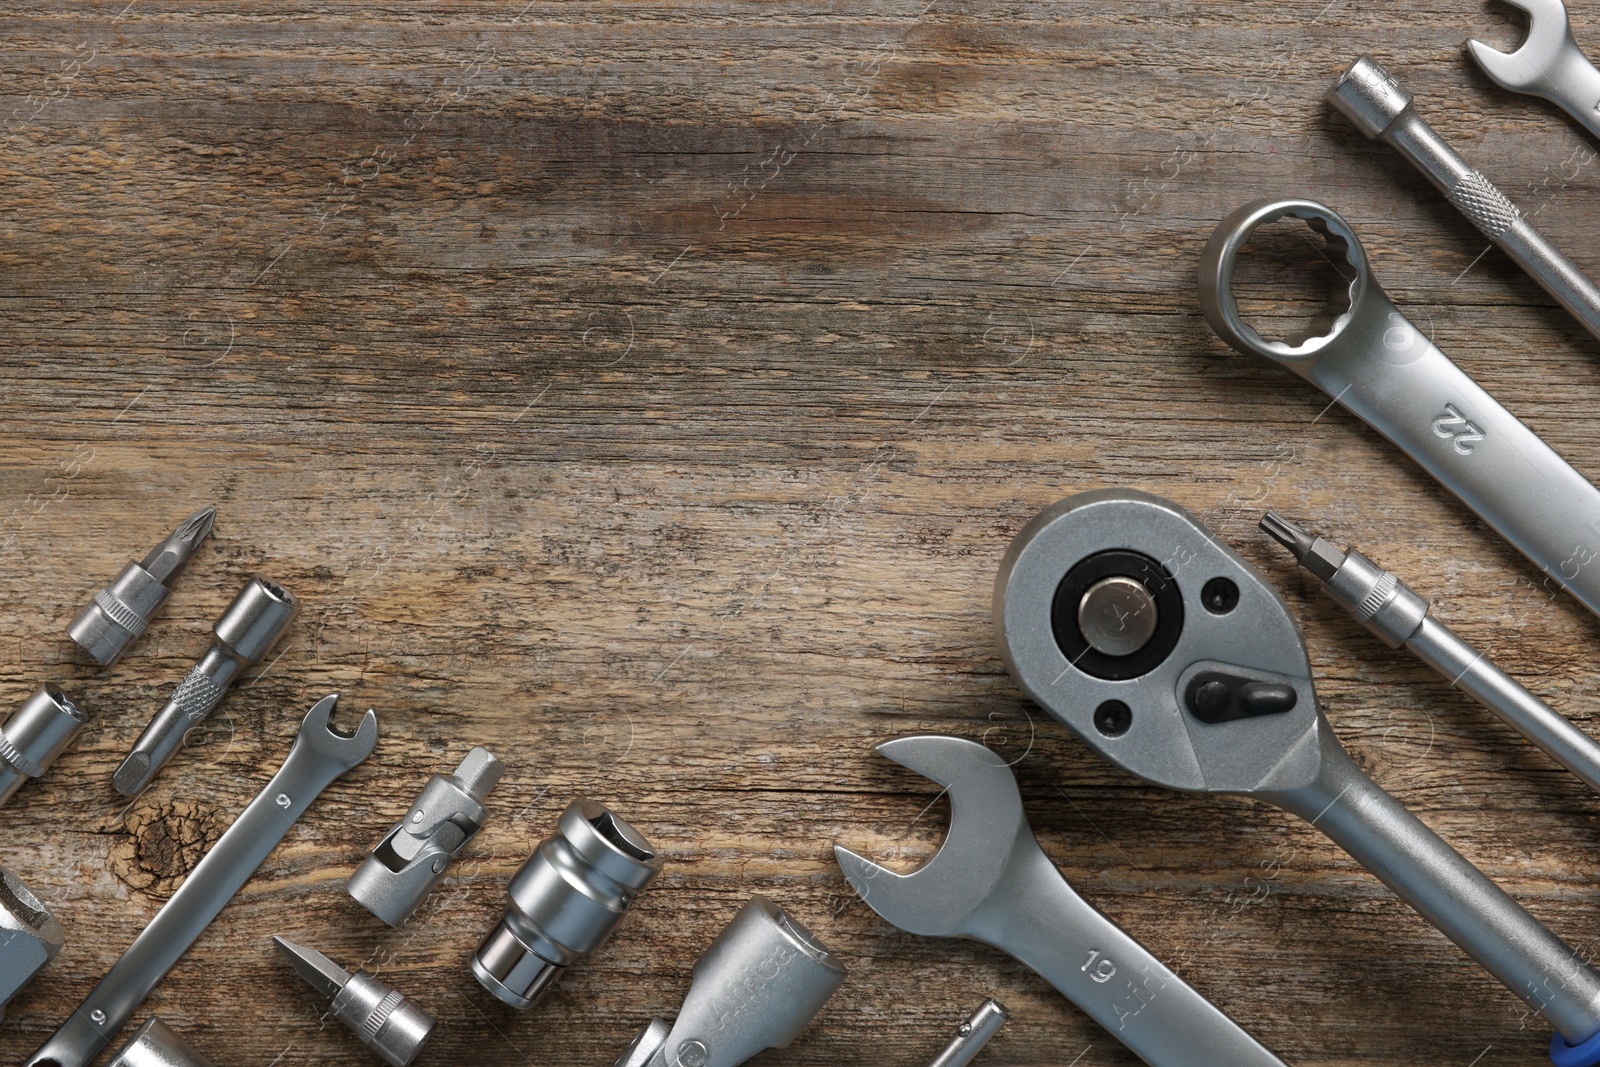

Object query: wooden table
[1,2,1598,1064]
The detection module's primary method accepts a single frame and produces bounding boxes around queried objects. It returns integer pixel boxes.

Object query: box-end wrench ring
[1199,197,1600,623]
[24,694,378,1067]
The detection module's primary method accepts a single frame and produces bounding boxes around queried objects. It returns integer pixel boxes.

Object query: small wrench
[1469,0,1600,143]
[835,735,1291,1067]
[24,694,377,1067]
[994,489,1600,1056]
[1200,198,1600,624]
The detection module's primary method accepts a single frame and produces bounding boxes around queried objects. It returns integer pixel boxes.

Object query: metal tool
[349,745,503,927]
[1469,0,1600,143]
[106,1018,218,1067]
[612,895,846,1067]
[25,693,378,1067]
[1262,511,1600,799]
[923,999,1008,1067]
[1200,197,1600,624]
[114,574,298,796]
[993,488,1600,1058]
[275,936,436,1067]
[473,797,662,1010]
[835,735,1288,1067]
[1328,55,1600,344]
[69,507,215,667]
[0,683,88,807]
[0,863,64,1022]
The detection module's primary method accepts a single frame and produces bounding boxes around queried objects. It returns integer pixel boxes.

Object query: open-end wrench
[834,735,1291,1067]
[1469,0,1600,143]
[994,489,1600,1062]
[24,694,378,1067]
[1199,198,1600,624]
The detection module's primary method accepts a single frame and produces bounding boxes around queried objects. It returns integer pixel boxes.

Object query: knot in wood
[111,798,223,898]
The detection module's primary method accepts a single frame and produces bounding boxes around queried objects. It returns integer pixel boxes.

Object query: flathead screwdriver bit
[274,937,436,1067]
[113,575,297,796]
[69,507,215,667]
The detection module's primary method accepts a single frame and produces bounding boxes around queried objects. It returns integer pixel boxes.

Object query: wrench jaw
[296,693,379,767]
[994,490,1327,796]
[1468,0,1581,94]
[832,735,1030,939]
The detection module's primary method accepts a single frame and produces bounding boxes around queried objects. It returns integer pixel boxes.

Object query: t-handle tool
[834,735,1290,1067]
[1199,198,1600,624]
[994,489,1600,1062]
[1469,0,1600,143]
[923,999,1007,1067]
[1262,511,1600,799]
[1327,55,1600,346]
[24,694,378,1067]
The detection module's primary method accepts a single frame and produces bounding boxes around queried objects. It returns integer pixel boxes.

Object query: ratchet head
[1198,198,1373,365]
[1468,0,1583,94]
[832,735,1030,937]
[993,489,1329,795]
[293,693,378,771]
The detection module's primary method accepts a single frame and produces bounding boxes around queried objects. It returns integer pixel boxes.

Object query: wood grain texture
[1,1,1598,1064]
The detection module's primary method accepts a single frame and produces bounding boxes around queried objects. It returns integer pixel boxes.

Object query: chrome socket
[472,797,662,1010]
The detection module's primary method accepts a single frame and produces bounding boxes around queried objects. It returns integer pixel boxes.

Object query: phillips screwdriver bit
[113,575,298,796]
[274,937,436,1067]
[69,507,216,667]
[1261,511,1600,799]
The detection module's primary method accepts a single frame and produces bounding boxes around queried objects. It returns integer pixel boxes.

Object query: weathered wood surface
[1,1,1599,1064]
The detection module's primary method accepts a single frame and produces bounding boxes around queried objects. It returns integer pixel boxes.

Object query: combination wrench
[24,694,378,1067]
[993,488,1600,1061]
[835,734,1291,1067]
[1469,0,1600,144]
[1200,197,1600,623]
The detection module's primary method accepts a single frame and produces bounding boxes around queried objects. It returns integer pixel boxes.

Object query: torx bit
[69,507,216,667]
[274,937,435,1067]
[113,575,297,796]
[926,999,1008,1067]
[1261,511,1600,798]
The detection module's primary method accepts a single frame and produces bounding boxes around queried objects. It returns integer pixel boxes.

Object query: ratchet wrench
[993,489,1600,1059]
[835,735,1291,1067]
[1200,197,1600,622]
[1469,0,1600,144]
[25,694,377,1067]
